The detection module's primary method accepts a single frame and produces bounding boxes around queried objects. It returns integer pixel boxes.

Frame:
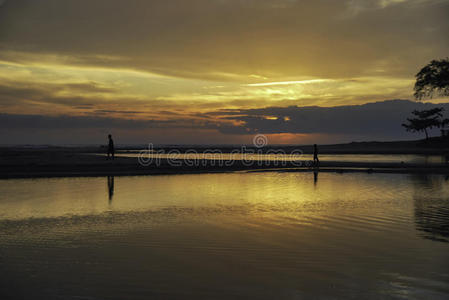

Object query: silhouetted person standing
[107,134,115,160]
[313,144,319,167]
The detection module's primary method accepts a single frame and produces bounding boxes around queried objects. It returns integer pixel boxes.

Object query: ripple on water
[0,172,449,299]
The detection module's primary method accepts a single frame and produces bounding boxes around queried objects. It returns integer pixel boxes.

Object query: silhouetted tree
[402,108,449,140]
[414,58,449,100]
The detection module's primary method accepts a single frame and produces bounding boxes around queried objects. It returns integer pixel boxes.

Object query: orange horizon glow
[0,0,448,144]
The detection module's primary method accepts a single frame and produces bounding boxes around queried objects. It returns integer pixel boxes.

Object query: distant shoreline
[2,138,449,154]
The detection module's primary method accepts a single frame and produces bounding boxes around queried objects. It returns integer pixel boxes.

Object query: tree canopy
[414,58,449,100]
[402,107,449,140]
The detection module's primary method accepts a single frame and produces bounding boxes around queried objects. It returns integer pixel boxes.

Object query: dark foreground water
[0,172,448,299]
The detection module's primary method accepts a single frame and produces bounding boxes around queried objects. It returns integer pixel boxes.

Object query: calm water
[1,172,449,299]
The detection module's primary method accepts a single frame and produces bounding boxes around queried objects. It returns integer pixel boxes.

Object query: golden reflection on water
[0,172,449,299]
[0,172,412,221]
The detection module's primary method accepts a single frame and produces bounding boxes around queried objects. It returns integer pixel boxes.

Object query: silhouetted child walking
[313,144,319,167]
[107,134,115,160]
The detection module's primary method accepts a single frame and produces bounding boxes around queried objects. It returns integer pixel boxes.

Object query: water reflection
[313,170,318,186]
[1,173,449,299]
[411,174,449,243]
[107,176,114,204]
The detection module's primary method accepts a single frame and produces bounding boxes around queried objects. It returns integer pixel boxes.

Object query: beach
[2,143,449,299]
[2,141,449,178]
[2,1,449,298]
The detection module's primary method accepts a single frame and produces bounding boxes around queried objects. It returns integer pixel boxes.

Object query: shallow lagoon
[1,172,448,299]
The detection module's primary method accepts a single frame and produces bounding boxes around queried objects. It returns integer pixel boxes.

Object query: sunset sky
[1,0,448,145]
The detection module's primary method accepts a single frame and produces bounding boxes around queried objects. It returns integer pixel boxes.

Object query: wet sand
[1,144,449,178]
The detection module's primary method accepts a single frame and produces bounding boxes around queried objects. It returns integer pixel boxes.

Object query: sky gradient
[0,0,448,144]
